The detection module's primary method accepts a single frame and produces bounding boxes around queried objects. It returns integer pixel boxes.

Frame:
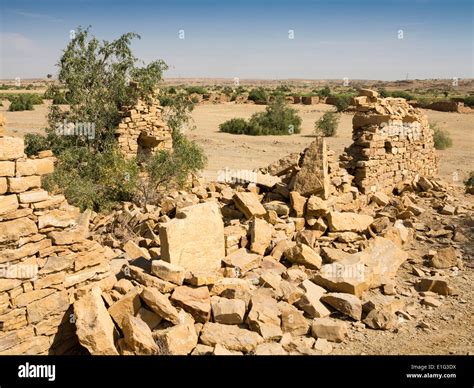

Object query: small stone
[320,292,362,320]
[123,240,150,260]
[254,342,287,355]
[200,322,263,353]
[416,277,452,295]
[313,338,333,354]
[439,204,455,215]
[211,296,246,325]
[284,243,322,270]
[311,317,347,343]
[170,286,211,323]
[154,322,198,355]
[250,218,273,255]
[233,192,266,219]
[422,296,442,308]
[122,314,158,355]
[140,287,180,324]
[278,301,309,336]
[430,247,457,269]
[151,260,186,285]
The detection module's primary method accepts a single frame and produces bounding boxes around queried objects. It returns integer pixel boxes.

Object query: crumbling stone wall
[0,137,116,355]
[343,89,438,194]
[116,98,172,159]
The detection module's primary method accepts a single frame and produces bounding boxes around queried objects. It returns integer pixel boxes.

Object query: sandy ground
[2,99,473,183]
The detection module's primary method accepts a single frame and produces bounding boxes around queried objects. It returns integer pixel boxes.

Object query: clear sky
[1,0,473,80]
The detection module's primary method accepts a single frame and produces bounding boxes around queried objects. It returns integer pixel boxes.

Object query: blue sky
[1,0,473,80]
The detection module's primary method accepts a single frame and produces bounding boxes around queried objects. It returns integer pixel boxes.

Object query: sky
[0,0,473,80]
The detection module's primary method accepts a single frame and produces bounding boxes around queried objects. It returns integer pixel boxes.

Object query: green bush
[220,97,301,136]
[222,86,233,96]
[9,95,34,111]
[314,112,339,137]
[464,171,474,187]
[137,131,207,206]
[24,133,51,156]
[43,147,139,212]
[332,94,353,112]
[315,86,331,97]
[28,27,207,212]
[185,86,207,95]
[431,122,453,150]
[248,87,267,103]
[463,96,474,107]
[219,118,249,134]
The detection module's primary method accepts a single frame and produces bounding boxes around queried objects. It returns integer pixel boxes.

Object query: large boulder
[159,202,225,274]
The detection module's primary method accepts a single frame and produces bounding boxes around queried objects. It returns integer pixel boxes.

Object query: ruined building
[115,95,173,159]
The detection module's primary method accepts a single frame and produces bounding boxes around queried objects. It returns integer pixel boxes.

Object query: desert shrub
[24,133,51,156]
[462,96,474,107]
[43,147,139,212]
[185,86,207,95]
[464,171,474,187]
[378,88,389,98]
[44,26,168,153]
[390,91,415,100]
[248,87,267,103]
[332,94,353,112]
[276,85,291,93]
[248,97,301,134]
[219,118,249,134]
[220,97,301,135]
[235,86,247,94]
[431,122,453,150]
[137,131,207,206]
[8,95,34,111]
[314,112,339,137]
[222,86,233,96]
[315,86,331,98]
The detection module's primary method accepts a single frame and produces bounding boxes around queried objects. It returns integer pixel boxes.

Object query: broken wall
[116,98,173,159]
[343,90,438,194]
[0,137,116,355]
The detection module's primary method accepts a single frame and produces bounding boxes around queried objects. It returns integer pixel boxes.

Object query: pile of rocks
[0,136,117,355]
[116,96,172,159]
[344,89,438,194]
[70,155,469,355]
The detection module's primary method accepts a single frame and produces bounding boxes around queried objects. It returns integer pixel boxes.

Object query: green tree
[46,26,167,152]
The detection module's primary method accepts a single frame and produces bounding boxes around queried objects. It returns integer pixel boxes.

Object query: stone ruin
[0,136,115,354]
[116,97,173,159]
[1,89,460,356]
[343,89,438,194]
